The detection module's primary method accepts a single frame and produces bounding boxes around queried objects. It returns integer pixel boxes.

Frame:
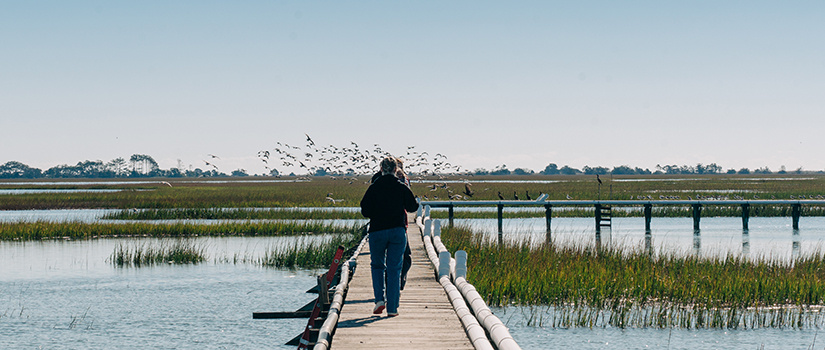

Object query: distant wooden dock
[330,213,475,349]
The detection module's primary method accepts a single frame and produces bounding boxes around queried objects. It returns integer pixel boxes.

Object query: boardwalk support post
[644,204,652,232]
[544,204,552,243]
[792,203,801,230]
[448,204,454,227]
[692,204,702,231]
[595,204,602,233]
[497,204,504,243]
[741,203,750,231]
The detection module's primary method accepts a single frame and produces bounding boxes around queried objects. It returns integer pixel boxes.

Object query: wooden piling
[741,203,750,231]
[644,204,652,232]
[692,204,702,231]
[448,204,454,227]
[497,204,504,242]
[544,204,552,243]
[792,203,801,230]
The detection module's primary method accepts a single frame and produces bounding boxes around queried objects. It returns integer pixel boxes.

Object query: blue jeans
[369,227,407,313]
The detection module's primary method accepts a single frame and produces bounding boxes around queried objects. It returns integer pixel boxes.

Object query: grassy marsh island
[0,221,364,241]
[442,224,825,329]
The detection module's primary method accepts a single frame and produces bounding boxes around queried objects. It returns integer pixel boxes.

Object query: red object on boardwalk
[297,245,345,350]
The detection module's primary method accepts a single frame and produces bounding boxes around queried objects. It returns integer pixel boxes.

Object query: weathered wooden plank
[331,214,474,350]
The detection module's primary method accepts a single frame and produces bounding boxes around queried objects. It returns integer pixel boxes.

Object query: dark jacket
[360,174,419,232]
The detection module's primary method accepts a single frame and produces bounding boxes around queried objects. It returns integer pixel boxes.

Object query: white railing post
[433,219,441,237]
[455,250,467,279]
[438,251,451,278]
[424,219,432,237]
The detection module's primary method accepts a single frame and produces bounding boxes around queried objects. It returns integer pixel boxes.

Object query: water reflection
[460,217,825,261]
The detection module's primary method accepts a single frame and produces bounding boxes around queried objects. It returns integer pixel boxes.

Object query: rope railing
[417,206,521,350]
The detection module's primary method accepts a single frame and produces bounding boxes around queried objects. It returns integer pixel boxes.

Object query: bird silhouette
[513,191,519,200]
[566,194,573,200]
[463,183,474,197]
[498,191,504,200]
[525,191,531,200]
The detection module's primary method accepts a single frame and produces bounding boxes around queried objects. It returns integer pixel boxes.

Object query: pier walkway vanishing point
[315,211,520,350]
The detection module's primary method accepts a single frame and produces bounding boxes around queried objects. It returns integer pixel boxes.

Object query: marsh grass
[102,207,365,220]
[258,233,363,268]
[0,220,364,241]
[442,224,825,329]
[109,239,207,267]
[3,174,825,211]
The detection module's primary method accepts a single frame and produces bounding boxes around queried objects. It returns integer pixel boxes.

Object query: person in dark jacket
[361,157,419,317]
[370,158,413,290]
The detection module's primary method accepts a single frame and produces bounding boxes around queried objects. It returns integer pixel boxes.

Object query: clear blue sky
[2,1,823,174]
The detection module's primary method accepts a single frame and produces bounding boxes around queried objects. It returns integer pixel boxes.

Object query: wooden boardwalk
[331,214,474,349]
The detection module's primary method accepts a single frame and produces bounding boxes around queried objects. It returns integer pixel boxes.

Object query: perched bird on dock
[525,191,532,200]
[566,194,573,200]
[498,191,505,200]
[513,191,519,200]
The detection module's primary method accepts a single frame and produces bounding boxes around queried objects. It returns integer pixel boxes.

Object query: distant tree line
[0,157,816,179]
[0,154,254,179]
[473,163,814,176]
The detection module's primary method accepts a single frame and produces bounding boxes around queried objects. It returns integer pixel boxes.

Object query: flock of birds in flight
[254,134,464,178]
[196,134,825,204]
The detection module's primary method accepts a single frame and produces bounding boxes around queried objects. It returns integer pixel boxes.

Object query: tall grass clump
[441,224,825,329]
[259,233,363,269]
[110,239,206,267]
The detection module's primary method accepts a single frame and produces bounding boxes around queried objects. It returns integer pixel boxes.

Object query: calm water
[0,237,324,349]
[455,216,825,261]
[3,210,825,349]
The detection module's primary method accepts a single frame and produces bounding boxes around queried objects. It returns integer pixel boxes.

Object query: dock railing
[416,205,521,350]
[313,232,370,350]
[422,195,825,237]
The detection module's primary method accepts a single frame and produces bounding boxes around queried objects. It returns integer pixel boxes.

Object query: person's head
[394,157,405,170]
[380,157,397,175]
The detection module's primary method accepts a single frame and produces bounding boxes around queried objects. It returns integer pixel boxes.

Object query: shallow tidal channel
[0,237,324,349]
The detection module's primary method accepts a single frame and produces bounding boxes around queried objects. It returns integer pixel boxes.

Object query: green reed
[441,224,825,329]
[258,233,363,269]
[109,239,207,267]
[0,220,365,241]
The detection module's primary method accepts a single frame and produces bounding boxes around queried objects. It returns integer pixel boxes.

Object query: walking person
[361,157,419,316]
[369,158,414,290]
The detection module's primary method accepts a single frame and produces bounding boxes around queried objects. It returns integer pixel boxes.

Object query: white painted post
[455,250,467,279]
[424,219,432,237]
[438,251,451,278]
